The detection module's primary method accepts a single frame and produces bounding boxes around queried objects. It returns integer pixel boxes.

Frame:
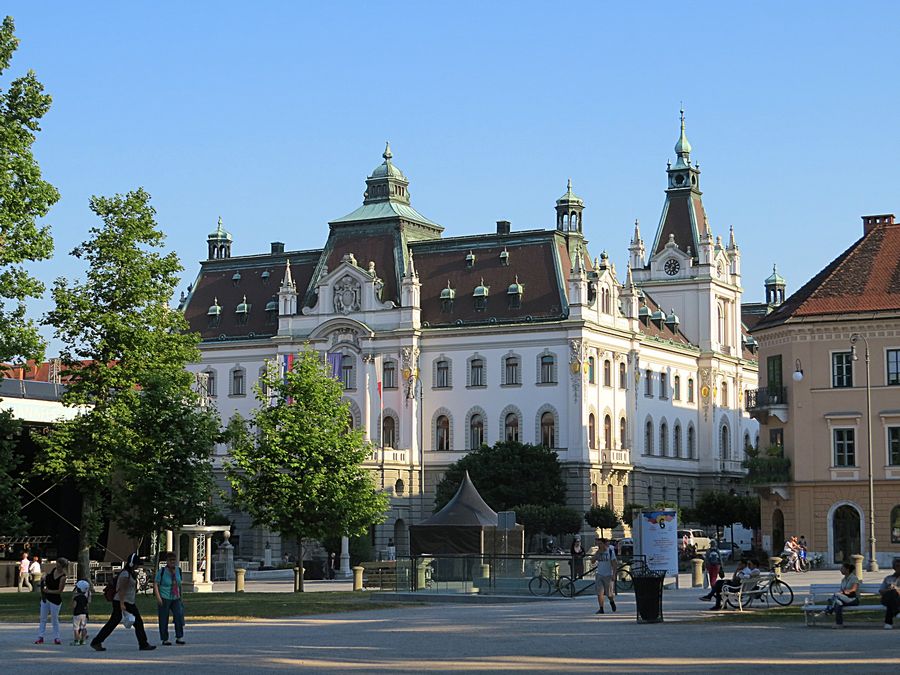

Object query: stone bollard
[416,562,427,591]
[768,556,782,579]
[478,563,490,579]
[293,566,304,592]
[691,558,704,588]
[352,566,364,591]
[235,567,246,593]
[851,554,865,581]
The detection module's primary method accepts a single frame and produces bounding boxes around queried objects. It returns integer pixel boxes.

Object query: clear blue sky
[7,2,900,352]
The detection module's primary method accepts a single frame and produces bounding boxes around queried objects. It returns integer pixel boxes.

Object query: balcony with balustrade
[744,385,789,423]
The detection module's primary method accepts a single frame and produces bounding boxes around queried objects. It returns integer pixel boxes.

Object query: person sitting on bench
[879,557,900,630]
[701,559,759,610]
[823,562,859,628]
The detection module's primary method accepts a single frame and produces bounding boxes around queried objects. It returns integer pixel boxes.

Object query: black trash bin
[632,569,666,623]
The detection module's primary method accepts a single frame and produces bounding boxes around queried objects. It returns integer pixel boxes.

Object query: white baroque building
[181,117,758,560]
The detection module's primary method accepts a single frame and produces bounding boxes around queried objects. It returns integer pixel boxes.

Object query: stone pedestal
[851,554,865,581]
[768,556,782,579]
[235,568,246,593]
[220,532,235,581]
[691,558,704,588]
[339,536,352,579]
[352,566,364,591]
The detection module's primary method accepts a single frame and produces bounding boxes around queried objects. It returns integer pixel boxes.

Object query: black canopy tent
[409,472,524,556]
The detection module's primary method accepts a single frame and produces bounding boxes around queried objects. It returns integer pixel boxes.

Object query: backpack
[103,573,120,602]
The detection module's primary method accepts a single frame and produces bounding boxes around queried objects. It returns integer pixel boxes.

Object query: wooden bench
[361,561,397,590]
[802,583,886,626]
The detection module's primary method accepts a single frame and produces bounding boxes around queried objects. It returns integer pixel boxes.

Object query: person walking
[823,562,859,628]
[879,557,900,629]
[29,555,42,590]
[154,552,186,646]
[71,579,91,645]
[91,553,156,652]
[18,552,32,592]
[592,536,617,614]
[704,545,722,589]
[35,557,68,645]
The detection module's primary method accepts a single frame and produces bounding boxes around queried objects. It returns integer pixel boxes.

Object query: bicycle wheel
[615,568,633,592]
[528,575,552,596]
[798,558,810,573]
[769,579,794,606]
[557,576,576,598]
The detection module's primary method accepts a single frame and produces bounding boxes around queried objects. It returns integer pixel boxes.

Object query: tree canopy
[433,441,566,512]
[225,349,388,563]
[0,410,27,537]
[0,16,59,365]
[585,504,621,536]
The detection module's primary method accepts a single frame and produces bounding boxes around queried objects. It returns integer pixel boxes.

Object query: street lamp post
[850,333,878,572]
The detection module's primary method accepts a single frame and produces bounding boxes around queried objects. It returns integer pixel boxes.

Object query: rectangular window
[505,358,520,385]
[436,361,450,388]
[644,370,653,397]
[687,379,695,403]
[383,362,397,389]
[470,359,484,387]
[833,428,856,467]
[769,428,784,448]
[832,352,853,388]
[888,349,900,386]
[540,355,555,384]
[673,376,680,400]
[659,373,668,399]
[889,427,900,466]
[767,354,783,390]
[231,370,245,396]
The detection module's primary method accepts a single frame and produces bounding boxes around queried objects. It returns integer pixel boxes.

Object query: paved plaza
[3,573,899,673]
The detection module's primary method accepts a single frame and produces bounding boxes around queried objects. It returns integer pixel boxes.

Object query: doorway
[393,518,409,558]
[772,508,785,554]
[831,504,861,564]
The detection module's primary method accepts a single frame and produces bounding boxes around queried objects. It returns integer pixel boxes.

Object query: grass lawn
[699,600,886,625]
[0,591,415,623]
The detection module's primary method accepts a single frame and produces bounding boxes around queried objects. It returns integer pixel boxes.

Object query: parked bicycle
[614,557,650,592]
[724,574,794,609]
[528,560,567,596]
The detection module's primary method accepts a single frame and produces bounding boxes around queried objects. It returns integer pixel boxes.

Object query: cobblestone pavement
[3,583,899,673]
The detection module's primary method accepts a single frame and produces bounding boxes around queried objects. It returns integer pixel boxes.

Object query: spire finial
[674,105,692,161]
[282,258,294,288]
[567,178,572,191]
[383,141,392,162]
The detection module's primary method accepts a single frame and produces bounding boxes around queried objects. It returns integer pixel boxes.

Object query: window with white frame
[588,357,596,384]
[505,413,519,442]
[230,367,246,396]
[888,426,900,466]
[588,413,596,449]
[205,369,217,398]
[539,354,556,384]
[832,351,853,388]
[383,361,397,389]
[620,416,626,449]
[604,414,612,449]
[673,375,681,400]
[540,412,555,448]
[469,357,485,387]
[435,415,450,451]
[687,425,695,458]
[660,421,668,456]
[341,355,355,390]
[674,423,682,456]
[603,360,611,387]
[470,414,484,449]
[504,356,521,386]
[619,362,627,389]
[644,370,653,397]
[687,378,695,402]
[721,381,728,407]
[833,428,856,466]
[382,416,396,448]
[720,424,730,459]
[435,359,450,389]
[888,349,900,386]
[645,419,654,455]
[659,372,668,399]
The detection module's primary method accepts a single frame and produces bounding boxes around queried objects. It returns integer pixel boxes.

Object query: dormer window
[507,276,523,309]
[499,248,509,266]
[638,303,650,325]
[261,270,270,283]
[473,279,489,312]
[651,309,665,327]
[465,250,476,268]
[664,309,680,332]
[265,297,278,325]
[207,297,221,328]
[232,271,242,285]
[440,282,455,313]
[235,295,250,325]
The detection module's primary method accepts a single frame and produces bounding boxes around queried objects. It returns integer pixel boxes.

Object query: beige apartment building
[748,214,900,569]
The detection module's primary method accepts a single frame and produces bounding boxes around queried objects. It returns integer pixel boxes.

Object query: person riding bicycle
[782,536,800,572]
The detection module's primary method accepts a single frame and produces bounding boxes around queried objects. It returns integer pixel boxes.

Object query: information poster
[638,509,678,577]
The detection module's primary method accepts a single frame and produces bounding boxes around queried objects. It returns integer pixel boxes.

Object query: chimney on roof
[271,242,285,254]
[496,220,511,235]
[862,214,895,235]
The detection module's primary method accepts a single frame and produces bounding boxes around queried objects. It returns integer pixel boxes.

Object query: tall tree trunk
[78,494,101,580]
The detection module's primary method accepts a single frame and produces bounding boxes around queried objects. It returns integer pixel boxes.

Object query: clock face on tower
[664,258,680,276]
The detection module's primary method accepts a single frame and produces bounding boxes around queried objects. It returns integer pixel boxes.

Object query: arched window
[720,424,730,459]
[540,354,555,384]
[687,378,695,403]
[505,413,519,443]
[540,412,555,448]
[645,420,654,455]
[660,421,668,456]
[673,375,681,400]
[744,432,751,452]
[591,483,599,507]
[588,413,596,449]
[717,303,725,345]
[588,357,596,384]
[382,416,396,448]
[436,415,450,451]
[688,425,696,458]
[721,381,728,407]
[603,360,611,387]
[607,484,615,509]
[674,423,682,457]
[504,356,521,385]
[604,414,612,449]
[619,362,627,389]
[601,287,611,314]
[659,372,668,398]
[394,479,405,495]
[341,355,354,390]
[470,414,484,449]
[620,417,627,449]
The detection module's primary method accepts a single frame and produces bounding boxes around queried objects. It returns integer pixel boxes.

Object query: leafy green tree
[585,504,621,538]
[693,492,741,539]
[544,505,582,539]
[0,410,27,536]
[38,189,200,575]
[622,502,644,526]
[110,374,220,538]
[0,16,59,365]
[433,441,565,512]
[225,349,388,590]
[511,504,547,541]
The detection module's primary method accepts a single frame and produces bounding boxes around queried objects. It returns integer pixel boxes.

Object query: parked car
[677,529,712,552]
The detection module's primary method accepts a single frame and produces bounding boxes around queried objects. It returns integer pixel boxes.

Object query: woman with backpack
[34,557,68,644]
[154,552,186,645]
[703,545,722,590]
[90,553,156,652]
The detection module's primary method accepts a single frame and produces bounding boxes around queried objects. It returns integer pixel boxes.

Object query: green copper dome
[208,216,232,241]
[556,178,584,206]
[765,264,786,286]
[674,108,692,157]
[370,141,406,179]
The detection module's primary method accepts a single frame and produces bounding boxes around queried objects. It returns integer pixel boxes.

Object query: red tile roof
[754,220,900,330]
